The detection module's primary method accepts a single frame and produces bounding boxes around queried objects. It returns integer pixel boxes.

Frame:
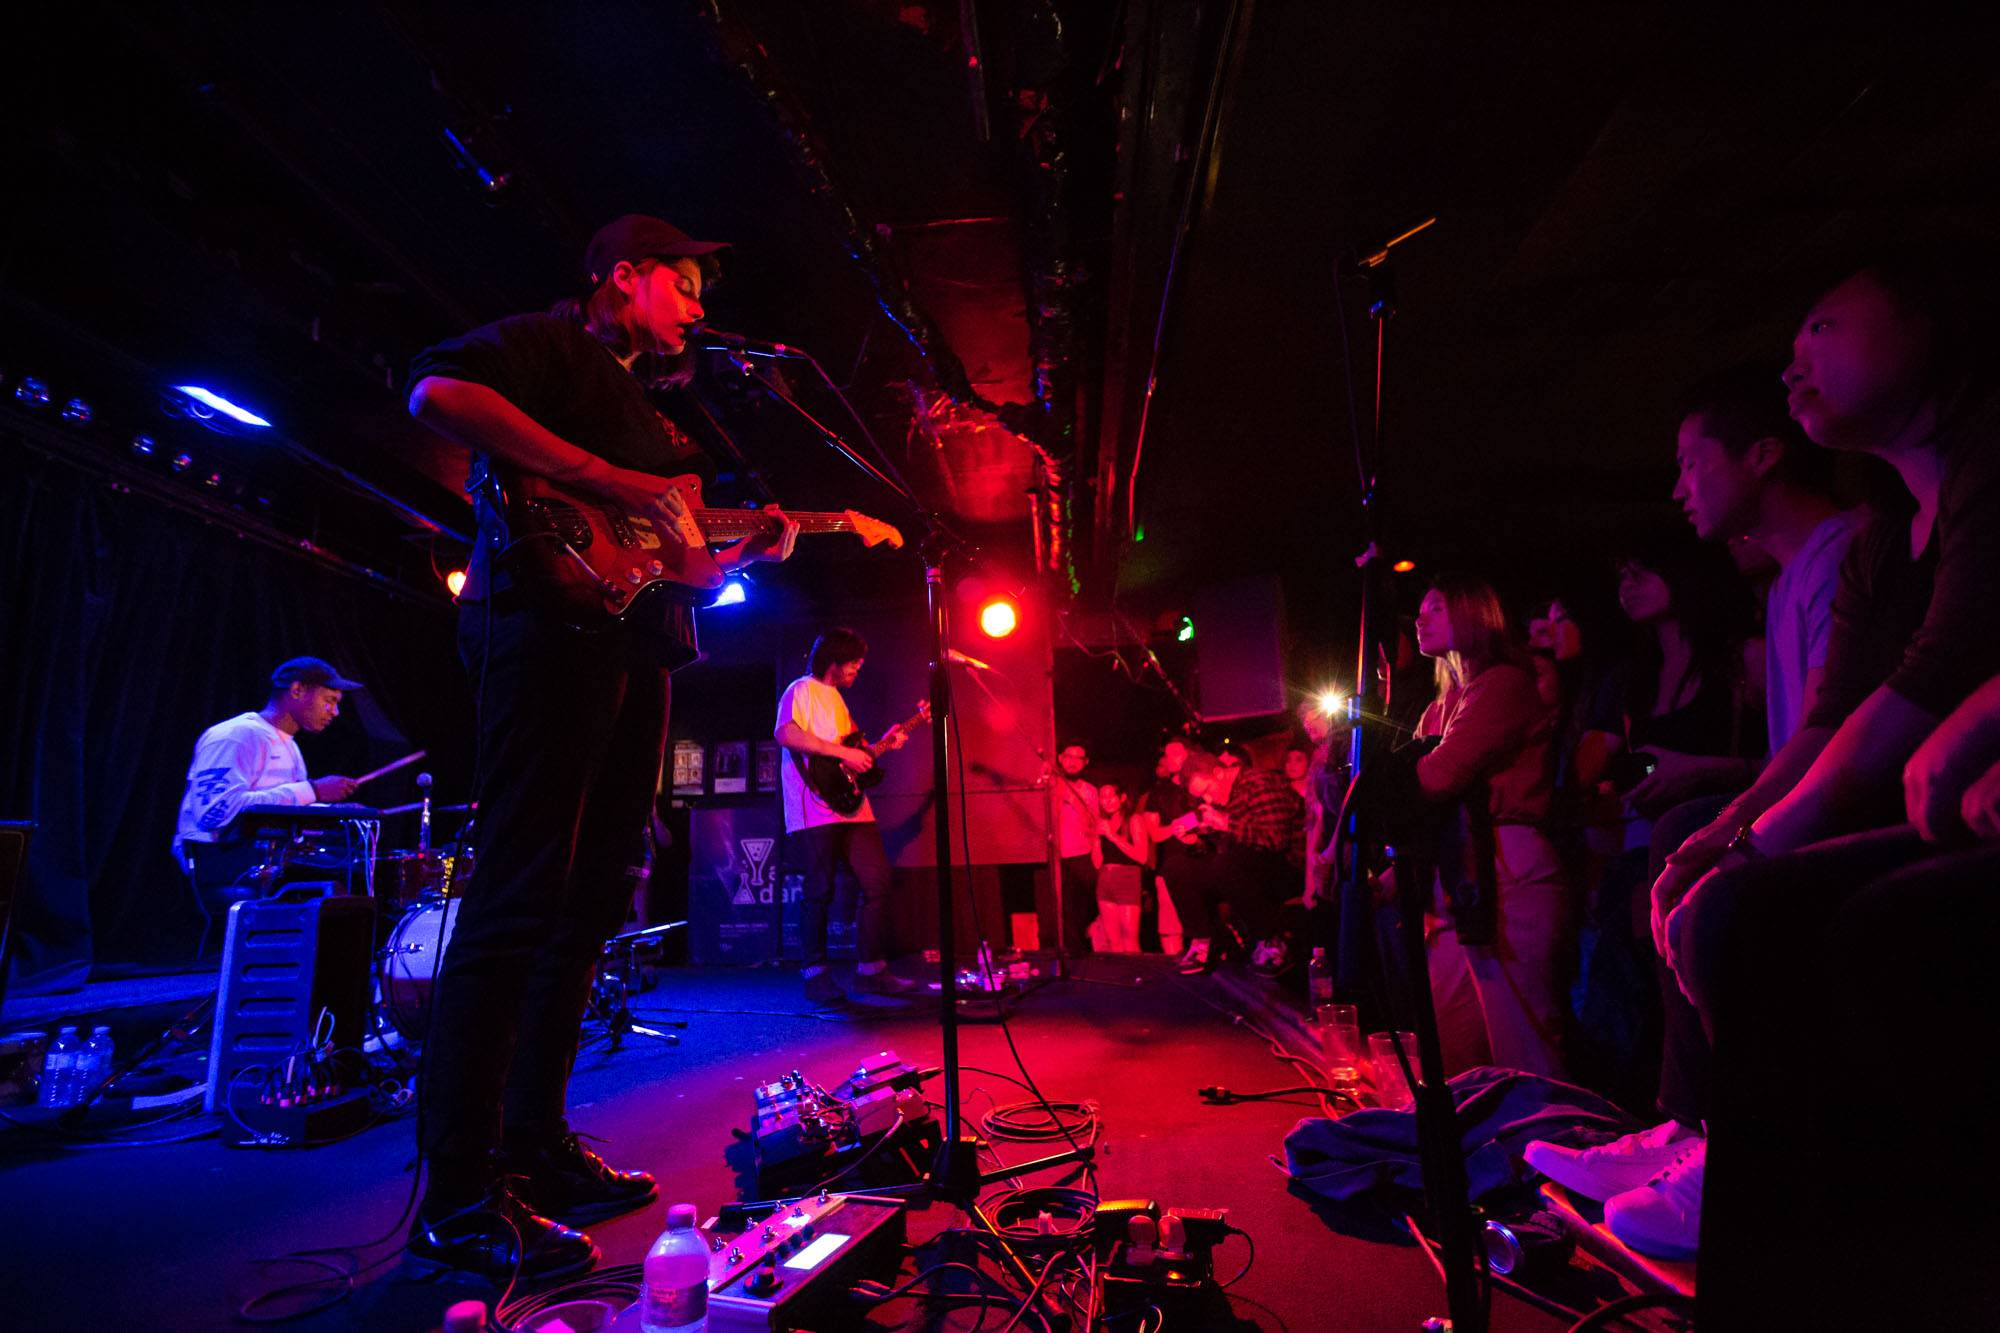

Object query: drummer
[173,656,362,901]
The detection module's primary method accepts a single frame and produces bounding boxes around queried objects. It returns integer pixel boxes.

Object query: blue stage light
[172,385,272,428]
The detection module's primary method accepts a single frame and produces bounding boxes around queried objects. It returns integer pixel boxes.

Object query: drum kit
[372,773,476,1042]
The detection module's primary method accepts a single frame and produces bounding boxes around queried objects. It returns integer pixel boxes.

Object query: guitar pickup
[526,500,593,550]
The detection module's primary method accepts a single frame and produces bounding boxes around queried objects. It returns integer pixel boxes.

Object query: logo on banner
[731,837,778,906]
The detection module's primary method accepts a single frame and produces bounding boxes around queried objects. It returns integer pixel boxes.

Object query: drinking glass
[1367,1030,1418,1110]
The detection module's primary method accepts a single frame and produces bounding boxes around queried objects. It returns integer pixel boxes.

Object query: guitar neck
[867,708,930,756]
[693,509,856,539]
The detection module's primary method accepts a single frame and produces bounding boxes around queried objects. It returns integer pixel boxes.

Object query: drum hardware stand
[584,920,689,1051]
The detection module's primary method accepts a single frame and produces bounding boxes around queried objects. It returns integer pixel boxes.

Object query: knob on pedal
[746,1263,782,1296]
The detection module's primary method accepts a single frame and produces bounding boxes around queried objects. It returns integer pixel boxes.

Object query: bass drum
[378,898,460,1040]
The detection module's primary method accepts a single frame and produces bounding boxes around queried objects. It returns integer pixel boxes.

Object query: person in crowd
[1531,247,2000,1273]
[174,657,362,902]
[1401,575,1569,1076]
[1586,539,1762,835]
[1091,779,1149,952]
[1145,738,1215,969]
[1050,739,1100,953]
[1136,735,1193,956]
[1196,743,1306,976]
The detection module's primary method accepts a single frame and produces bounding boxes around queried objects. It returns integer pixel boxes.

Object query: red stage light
[445,569,468,598]
[1392,559,1417,573]
[978,598,1019,639]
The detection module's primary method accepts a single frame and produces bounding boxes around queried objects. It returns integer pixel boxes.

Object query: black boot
[408,1177,599,1285]
[499,1129,658,1224]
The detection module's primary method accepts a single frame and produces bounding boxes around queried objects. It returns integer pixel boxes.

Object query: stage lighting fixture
[709,578,747,608]
[170,453,194,472]
[171,385,272,428]
[14,377,50,408]
[130,434,157,456]
[1317,689,1346,717]
[1177,614,1194,643]
[61,398,92,425]
[1392,559,1417,573]
[978,597,1018,639]
[445,569,468,597]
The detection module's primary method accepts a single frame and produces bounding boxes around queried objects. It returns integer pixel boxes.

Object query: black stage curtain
[1,449,473,991]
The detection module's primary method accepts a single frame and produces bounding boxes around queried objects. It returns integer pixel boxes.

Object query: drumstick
[354,750,427,788]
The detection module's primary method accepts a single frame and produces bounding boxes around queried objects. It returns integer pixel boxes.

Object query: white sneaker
[1176,938,1211,974]
[1523,1120,1698,1203]
[1604,1138,1704,1262]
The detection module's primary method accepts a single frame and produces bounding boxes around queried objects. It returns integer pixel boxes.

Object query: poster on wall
[754,741,780,792]
[671,740,705,796]
[712,741,749,795]
[687,804,787,965]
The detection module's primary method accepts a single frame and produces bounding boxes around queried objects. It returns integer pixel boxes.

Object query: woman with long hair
[1403,574,1569,1076]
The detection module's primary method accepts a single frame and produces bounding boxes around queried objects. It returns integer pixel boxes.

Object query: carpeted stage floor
[1,960,1568,1331]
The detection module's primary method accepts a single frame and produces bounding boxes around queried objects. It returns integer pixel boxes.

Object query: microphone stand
[1334,230,1487,1333]
[716,352,1093,1301]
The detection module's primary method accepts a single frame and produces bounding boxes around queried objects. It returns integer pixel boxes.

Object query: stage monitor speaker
[205,890,374,1115]
[0,822,30,1017]
[1191,575,1287,721]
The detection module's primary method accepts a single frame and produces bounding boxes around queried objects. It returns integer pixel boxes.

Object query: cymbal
[378,800,478,817]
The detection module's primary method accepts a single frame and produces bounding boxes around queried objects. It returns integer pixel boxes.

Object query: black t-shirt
[1880,387,2000,717]
[1804,509,1937,730]
[409,313,715,655]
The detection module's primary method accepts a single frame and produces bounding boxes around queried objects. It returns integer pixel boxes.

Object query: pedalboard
[751,1049,935,1189]
[704,1191,907,1332]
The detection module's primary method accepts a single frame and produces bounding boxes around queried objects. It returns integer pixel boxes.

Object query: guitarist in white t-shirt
[775,628,921,1007]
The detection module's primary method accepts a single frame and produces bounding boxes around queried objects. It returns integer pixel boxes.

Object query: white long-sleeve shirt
[173,712,314,862]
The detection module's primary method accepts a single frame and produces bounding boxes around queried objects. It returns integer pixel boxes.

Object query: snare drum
[378,898,460,1039]
[375,850,455,910]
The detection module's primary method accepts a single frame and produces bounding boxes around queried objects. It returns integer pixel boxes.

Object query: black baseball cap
[584,214,729,289]
[270,657,364,692]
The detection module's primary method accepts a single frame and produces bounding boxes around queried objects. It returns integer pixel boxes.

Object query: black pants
[1676,828,2000,1329]
[1202,842,1292,945]
[1156,843,1210,941]
[791,820,894,968]
[421,607,668,1164]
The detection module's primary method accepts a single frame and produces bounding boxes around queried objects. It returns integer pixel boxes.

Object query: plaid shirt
[1223,768,1305,856]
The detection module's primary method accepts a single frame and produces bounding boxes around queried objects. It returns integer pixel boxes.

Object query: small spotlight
[130,435,157,457]
[1317,689,1346,717]
[1177,614,1194,643]
[14,377,51,408]
[445,569,468,598]
[978,598,1019,639]
[61,398,93,425]
[172,385,272,428]
[204,471,224,488]
[709,578,747,608]
[1391,559,1417,574]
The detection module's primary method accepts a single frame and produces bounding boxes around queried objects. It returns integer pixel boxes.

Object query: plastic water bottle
[81,1025,114,1100]
[1307,948,1334,1008]
[39,1026,80,1109]
[640,1203,710,1332]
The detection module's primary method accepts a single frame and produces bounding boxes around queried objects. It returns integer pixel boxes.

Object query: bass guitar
[802,702,931,816]
[500,470,903,625]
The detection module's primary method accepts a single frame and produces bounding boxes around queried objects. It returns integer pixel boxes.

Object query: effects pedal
[609,1191,907,1332]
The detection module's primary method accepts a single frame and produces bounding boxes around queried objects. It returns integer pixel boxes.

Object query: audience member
[1091,779,1148,952]
[1398,575,1568,1076]
[1049,739,1099,954]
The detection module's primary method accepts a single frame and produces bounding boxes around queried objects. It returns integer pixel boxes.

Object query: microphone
[697,328,797,355]
[416,772,433,792]
[946,648,995,673]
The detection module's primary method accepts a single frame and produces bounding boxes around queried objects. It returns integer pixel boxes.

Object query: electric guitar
[500,470,903,624]
[801,702,931,815]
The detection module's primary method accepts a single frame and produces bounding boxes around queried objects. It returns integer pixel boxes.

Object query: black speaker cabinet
[0,822,32,1016]
[205,889,374,1115]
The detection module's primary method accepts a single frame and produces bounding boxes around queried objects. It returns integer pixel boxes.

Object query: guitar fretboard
[692,509,857,537]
